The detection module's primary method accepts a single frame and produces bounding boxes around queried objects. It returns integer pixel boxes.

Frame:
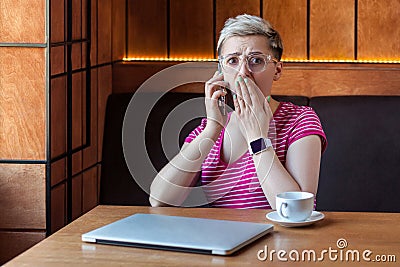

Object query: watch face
[250,138,267,153]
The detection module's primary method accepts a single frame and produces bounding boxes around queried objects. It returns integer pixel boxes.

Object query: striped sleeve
[184,118,207,143]
[288,107,328,152]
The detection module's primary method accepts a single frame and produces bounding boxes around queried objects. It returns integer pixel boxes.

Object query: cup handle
[278,202,289,219]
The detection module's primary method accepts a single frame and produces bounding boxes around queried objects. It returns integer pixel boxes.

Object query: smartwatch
[249,138,273,155]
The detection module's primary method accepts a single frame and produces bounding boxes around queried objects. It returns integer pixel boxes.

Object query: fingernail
[238,76,243,81]
[233,93,237,100]
[235,81,239,87]
[244,78,248,84]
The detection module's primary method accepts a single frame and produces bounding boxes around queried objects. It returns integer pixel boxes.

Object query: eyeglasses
[218,53,278,74]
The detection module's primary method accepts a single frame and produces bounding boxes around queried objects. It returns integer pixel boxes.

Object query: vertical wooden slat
[72,72,83,176]
[97,65,112,161]
[112,0,126,60]
[50,0,65,43]
[51,183,66,233]
[310,0,354,60]
[51,46,65,75]
[83,167,98,212]
[263,0,307,60]
[358,0,400,60]
[90,0,98,66]
[72,174,82,220]
[50,76,67,159]
[51,158,66,187]
[170,0,214,58]
[72,0,82,40]
[127,0,167,58]
[97,0,112,64]
[83,69,98,169]
[216,0,260,42]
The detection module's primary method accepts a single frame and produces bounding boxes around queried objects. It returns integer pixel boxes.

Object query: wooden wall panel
[50,46,65,75]
[72,174,83,220]
[127,0,167,58]
[83,167,98,213]
[50,76,67,159]
[263,0,307,60]
[112,0,126,61]
[90,0,98,66]
[0,0,46,43]
[50,0,65,43]
[310,0,355,60]
[0,48,46,160]
[51,158,66,187]
[216,0,260,46]
[358,0,400,60]
[0,231,45,265]
[83,69,99,169]
[0,164,46,229]
[97,65,112,161]
[170,0,214,58]
[51,183,66,233]
[72,0,82,40]
[97,0,112,64]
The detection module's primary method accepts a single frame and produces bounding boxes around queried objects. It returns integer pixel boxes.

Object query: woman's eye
[226,57,239,65]
[249,57,263,65]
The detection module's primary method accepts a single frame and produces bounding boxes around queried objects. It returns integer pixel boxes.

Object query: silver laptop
[82,213,273,255]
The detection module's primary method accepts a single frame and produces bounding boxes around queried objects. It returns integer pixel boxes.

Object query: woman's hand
[233,75,273,142]
[204,71,229,132]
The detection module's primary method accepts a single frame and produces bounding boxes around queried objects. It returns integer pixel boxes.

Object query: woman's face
[219,35,282,98]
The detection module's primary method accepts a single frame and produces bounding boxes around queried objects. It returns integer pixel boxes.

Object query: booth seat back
[311,96,400,212]
[99,93,308,206]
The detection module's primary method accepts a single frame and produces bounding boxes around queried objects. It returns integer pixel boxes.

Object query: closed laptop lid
[82,213,273,255]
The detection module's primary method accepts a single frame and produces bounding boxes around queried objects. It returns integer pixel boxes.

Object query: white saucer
[266,211,324,227]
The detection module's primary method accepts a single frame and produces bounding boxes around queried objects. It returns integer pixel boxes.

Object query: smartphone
[217,64,227,115]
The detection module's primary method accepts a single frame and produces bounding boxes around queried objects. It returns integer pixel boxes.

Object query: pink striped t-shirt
[184,102,327,209]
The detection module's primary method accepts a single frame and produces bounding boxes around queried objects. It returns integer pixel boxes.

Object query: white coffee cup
[276,192,314,222]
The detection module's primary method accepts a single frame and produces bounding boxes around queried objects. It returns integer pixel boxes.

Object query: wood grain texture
[83,167,98,213]
[50,76,67,159]
[71,43,82,70]
[72,0,82,40]
[90,0,98,66]
[83,69,99,169]
[97,65,112,161]
[50,158,66,187]
[0,48,46,160]
[170,0,214,58]
[0,231,45,265]
[0,0,46,43]
[127,0,167,58]
[50,0,65,43]
[0,164,46,229]
[216,0,260,46]
[72,174,83,220]
[310,0,355,60]
[6,206,400,266]
[263,0,307,60]
[358,0,400,60]
[51,183,66,233]
[50,46,65,75]
[97,0,112,64]
[112,0,126,61]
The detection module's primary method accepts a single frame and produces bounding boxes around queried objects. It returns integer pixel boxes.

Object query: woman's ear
[273,61,283,81]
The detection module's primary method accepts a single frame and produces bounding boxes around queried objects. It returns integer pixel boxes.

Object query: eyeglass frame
[218,53,279,74]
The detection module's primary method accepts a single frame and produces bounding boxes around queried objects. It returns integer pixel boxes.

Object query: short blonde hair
[217,14,283,61]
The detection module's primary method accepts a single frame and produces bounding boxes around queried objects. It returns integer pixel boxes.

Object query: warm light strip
[123,57,400,64]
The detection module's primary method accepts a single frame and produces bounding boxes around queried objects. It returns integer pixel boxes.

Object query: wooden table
[5,206,399,266]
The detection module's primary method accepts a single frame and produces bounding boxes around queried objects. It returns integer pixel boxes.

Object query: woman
[149,14,327,209]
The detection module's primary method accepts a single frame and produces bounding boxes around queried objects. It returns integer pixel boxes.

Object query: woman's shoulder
[276,101,315,119]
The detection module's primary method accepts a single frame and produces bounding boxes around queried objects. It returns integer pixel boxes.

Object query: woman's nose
[238,60,251,76]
